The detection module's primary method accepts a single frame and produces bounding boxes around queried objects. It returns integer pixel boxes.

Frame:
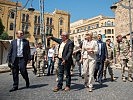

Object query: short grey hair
[61,32,69,36]
[61,32,70,39]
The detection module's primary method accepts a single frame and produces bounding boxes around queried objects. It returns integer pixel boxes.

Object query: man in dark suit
[7,30,31,92]
[48,32,74,92]
[94,34,107,84]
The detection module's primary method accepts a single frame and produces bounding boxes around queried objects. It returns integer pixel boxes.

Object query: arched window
[34,15,37,23]
[10,12,15,19]
[25,24,28,32]
[38,16,40,23]
[50,18,52,25]
[78,35,81,43]
[107,29,111,34]
[60,19,63,25]
[26,14,29,22]
[22,24,25,31]
[88,25,90,30]
[112,29,114,34]
[0,8,2,12]
[34,26,37,34]
[60,29,62,35]
[50,27,52,34]
[10,23,14,30]
[105,29,106,34]
[22,14,25,21]
[46,17,49,25]
[73,30,75,33]
[107,21,112,26]
[37,26,40,35]
[46,26,49,34]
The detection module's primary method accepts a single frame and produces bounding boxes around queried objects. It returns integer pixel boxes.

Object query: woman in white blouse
[80,32,98,92]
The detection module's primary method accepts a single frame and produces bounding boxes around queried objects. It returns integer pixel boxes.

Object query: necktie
[19,39,21,48]
[18,39,22,56]
[98,43,101,56]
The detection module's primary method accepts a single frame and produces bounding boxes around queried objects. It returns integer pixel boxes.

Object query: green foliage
[0,32,9,40]
[0,18,5,35]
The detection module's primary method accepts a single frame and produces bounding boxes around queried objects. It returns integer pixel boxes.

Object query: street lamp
[39,0,46,49]
[111,0,133,58]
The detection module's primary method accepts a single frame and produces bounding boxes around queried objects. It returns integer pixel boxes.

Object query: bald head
[16,30,24,39]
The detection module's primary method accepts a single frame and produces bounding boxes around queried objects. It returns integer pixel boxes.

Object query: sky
[12,0,119,23]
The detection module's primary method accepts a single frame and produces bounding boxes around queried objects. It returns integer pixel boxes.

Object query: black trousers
[57,58,71,88]
[12,57,29,88]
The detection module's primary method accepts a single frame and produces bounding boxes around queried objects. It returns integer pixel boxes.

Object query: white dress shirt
[17,39,23,57]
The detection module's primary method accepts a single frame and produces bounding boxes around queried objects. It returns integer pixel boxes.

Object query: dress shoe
[103,76,107,80]
[64,86,70,92]
[84,83,88,88]
[36,74,40,77]
[9,87,18,92]
[81,75,84,79]
[26,83,30,88]
[94,78,98,82]
[98,80,102,85]
[128,77,133,82]
[56,78,58,82]
[79,73,81,77]
[89,87,93,92]
[53,87,62,92]
[122,77,126,82]
[33,70,37,75]
[42,73,45,76]
[47,73,50,76]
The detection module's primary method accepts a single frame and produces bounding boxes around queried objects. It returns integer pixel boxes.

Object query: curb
[0,65,32,73]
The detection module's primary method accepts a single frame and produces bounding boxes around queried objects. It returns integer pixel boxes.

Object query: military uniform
[104,44,114,81]
[116,38,132,82]
[54,44,59,81]
[35,47,45,76]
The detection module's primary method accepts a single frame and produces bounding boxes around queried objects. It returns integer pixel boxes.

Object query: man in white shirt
[47,32,74,92]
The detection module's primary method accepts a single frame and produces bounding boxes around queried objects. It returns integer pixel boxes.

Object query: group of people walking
[7,30,133,93]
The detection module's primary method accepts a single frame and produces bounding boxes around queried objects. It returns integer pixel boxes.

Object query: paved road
[0,67,133,100]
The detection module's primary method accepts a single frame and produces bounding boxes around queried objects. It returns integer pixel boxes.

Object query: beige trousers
[83,58,96,88]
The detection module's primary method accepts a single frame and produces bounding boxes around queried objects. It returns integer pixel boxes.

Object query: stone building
[111,0,133,42]
[0,0,70,46]
[70,15,115,46]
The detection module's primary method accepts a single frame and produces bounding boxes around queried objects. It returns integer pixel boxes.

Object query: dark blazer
[96,40,107,61]
[51,37,74,62]
[8,39,31,64]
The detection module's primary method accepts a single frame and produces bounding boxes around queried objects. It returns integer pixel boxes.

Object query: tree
[0,32,9,40]
[0,18,5,35]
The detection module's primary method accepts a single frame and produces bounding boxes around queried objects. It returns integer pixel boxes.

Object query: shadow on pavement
[102,77,119,83]
[71,83,85,91]
[18,83,48,90]
[93,83,108,90]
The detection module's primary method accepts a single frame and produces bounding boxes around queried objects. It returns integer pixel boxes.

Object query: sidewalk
[0,63,32,73]
[0,63,10,73]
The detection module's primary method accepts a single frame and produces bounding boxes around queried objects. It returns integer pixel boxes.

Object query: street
[0,67,133,100]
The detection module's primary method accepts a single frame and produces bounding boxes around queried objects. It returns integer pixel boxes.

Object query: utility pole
[40,0,46,49]
[13,1,18,39]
